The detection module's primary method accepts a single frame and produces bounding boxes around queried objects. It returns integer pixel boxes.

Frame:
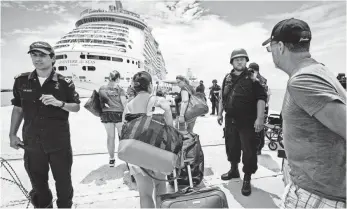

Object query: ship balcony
[76,11,147,29]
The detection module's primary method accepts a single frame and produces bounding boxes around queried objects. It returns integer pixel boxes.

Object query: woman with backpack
[98,70,127,167]
[176,75,197,133]
[122,71,174,208]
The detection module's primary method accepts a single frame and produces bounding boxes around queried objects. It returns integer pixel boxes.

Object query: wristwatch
[60,101,65,108]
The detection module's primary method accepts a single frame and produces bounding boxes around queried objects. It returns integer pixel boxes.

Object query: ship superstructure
[53,1,167,92]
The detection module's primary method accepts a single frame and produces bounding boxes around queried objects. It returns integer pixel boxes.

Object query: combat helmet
[230,48,249,64]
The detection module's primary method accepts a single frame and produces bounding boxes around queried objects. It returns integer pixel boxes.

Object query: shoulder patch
[64,78,72,83]
[14,72,30,79]
[57,74,72,83]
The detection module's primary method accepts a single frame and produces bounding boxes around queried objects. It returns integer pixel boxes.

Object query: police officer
[209,79,221,115]
[249,62,270,155]
[217,48,267,196]
[9,41,80,208]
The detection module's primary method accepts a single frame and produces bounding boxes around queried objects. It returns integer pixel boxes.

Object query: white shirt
[38,77,47,86]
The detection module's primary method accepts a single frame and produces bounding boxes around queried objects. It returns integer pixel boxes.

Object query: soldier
[196,80,206,94]
[9,41,80,208]
[217,48,267,196]
[209,79,221,115]
[248,62,270,155]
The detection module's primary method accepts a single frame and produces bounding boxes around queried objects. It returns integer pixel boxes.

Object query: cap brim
[262,37,271,46]
[27,48,51,55]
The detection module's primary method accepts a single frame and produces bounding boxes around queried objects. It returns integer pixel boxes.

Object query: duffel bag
[185,90,209,122]
[167,133,204,186]
[84,90,102,117]
[118,96,184,173]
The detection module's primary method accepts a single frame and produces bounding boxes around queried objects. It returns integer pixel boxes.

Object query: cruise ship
[53,1,167,94]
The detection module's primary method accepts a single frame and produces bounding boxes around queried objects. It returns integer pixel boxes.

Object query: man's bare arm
[314,101,346,139]
[256,100,266,120]
[61,103,80,112]
[9,106,24,136]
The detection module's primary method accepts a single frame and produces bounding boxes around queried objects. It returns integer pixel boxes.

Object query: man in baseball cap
[262,18,311,49]
[27,41,55,55]
[263,18,346,208]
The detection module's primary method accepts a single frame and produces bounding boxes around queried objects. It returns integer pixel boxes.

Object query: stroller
[264,113,284,150]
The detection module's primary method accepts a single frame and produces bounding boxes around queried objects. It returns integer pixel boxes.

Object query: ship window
[80,54,86,59]
[127,59,130,63]
[56,54,67,60]
[88,66,96,71]
[99,56,111,61]
[112,57,123,62]
[128,45,132,49]
[120,77,124,80]
[82,66,86,71]
[58,66,67,71]
[132,61,134,64]
[87,55,110,61]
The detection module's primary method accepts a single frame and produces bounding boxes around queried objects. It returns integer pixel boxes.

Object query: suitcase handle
[141,163,194,193]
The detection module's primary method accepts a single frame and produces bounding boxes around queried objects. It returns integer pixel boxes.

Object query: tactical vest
[222,72,243,109]
[222,70,256,110]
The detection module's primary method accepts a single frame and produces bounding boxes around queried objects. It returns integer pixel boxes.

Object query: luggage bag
[157,164,228,208]
[167,133,204,187]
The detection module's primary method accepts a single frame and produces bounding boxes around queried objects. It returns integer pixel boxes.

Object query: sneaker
[109,159,115,167]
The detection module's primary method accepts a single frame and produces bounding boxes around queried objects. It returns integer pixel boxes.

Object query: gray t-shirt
[282,58,346,201]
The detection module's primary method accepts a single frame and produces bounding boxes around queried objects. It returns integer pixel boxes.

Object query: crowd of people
[8,17,346,208]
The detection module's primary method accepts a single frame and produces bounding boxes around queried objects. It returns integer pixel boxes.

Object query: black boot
[221,163,240,180]
[241,174,252,196]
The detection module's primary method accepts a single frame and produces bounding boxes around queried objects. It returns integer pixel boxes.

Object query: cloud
[15,16,76,46]
[120,0,283,88]
[0,38,6,47]
[4,1,69,15]
[6,28,43,35]
[1,2,13,8]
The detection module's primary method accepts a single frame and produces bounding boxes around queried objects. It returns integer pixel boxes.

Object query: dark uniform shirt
[11,70,80,153]
[209,84,221,100]
[257,73,268,92]
[222,69,267,126]
[196,84,205,95]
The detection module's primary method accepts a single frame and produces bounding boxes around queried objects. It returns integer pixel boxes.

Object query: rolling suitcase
[157,164,228,208]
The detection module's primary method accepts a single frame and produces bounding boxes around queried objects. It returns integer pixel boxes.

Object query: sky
[1,0,346,90]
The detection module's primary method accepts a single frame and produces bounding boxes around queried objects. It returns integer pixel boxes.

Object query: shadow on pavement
[258,154,281,173]
[80,163,129,186]
[222,180,281,208]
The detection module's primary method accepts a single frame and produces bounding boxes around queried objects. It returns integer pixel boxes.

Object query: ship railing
[80,8,146,23]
